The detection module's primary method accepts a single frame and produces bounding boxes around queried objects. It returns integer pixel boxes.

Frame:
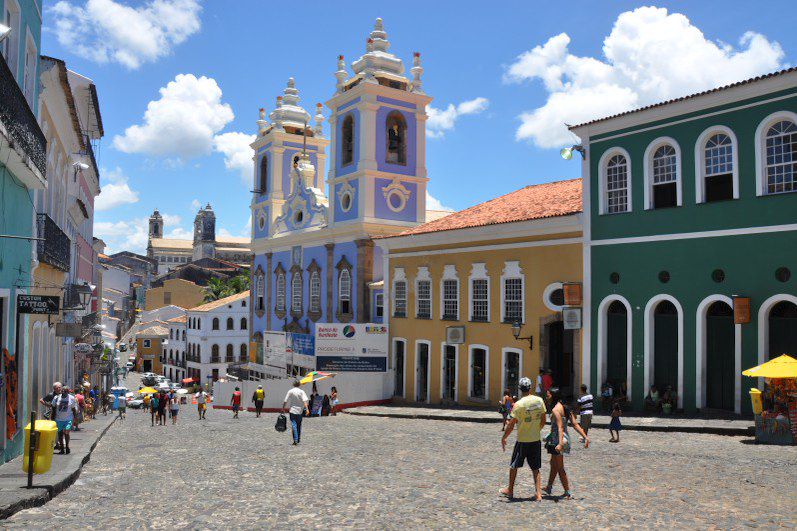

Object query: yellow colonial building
[145,278,205,311]
[378,179,583,406]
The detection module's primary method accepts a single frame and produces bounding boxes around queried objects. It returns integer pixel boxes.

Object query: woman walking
[330,387,339,416]
[543,387,590,500]
[170,391,180,425]
[500,388,514,431]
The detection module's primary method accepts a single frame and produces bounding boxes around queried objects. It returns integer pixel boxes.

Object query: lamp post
[511,321,534,350]
[560,145,586,160]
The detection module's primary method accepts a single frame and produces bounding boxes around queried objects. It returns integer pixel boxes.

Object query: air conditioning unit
[446,326,465,345]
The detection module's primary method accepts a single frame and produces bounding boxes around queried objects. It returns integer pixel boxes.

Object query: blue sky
[41,0,796,254]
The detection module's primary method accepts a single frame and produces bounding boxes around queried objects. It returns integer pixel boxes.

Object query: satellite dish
[560,147,573,160]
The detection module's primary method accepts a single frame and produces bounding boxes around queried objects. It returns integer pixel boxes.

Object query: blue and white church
[249,19,441,343]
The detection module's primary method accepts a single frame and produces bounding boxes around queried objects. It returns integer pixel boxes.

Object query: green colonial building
[572,68,797,415]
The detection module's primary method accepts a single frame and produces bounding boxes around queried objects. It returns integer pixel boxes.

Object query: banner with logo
[314,323,388,372]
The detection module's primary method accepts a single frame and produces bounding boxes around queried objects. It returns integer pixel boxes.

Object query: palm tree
[228,274,250,293]
[203,278,231,302]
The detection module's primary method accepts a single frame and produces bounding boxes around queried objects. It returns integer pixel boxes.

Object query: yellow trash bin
[22,420,58,474]
[749,388,763,415]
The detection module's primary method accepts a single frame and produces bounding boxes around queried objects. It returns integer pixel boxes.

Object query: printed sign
[563,307,582,330]
[56,322,83,338]
[287,332,315,357]
[314,323,388,372]
[17,295,59,315]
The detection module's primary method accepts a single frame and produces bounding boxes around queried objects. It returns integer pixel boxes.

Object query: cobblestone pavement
[5,402,797,529]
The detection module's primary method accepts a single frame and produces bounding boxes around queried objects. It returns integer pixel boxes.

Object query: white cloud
[426,192,453,211]
[95,167,139,211]
[427,97,490,138]
[190,199,201,210]
[113,74,234,159]
[48,0,202,69]
[94,217,149,254]
[213,132,256,185]
[506,6,786,148]
[95,211,185,254]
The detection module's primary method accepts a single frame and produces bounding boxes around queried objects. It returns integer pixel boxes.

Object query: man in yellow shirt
[500,377,547,501]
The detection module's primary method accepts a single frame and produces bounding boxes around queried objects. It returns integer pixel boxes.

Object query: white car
[128,396,146,409]
[126,361,134,370]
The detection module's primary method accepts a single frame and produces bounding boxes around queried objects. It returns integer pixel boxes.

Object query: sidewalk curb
[0,415,119,520]
[343,411,754,436]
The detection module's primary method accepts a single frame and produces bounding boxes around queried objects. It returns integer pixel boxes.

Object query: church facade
[147,205,251,274]
[250,19,444,346]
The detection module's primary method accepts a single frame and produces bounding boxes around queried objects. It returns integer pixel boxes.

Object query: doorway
[606,301,628,390]
[416,342,429,402]
[504,350,520,397]
[653,300,678,391]
[769,301,797,359]
[442,345,456,403]
[705,301,734,411]
[546,321,574,398]
[142,359,152,372]
[393,340,405,397]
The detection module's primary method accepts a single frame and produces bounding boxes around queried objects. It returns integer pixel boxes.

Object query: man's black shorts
[510,441,541,470]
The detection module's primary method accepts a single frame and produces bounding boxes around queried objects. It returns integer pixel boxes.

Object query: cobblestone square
[6,404,797,529]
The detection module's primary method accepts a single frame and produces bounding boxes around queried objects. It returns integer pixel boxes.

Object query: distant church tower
[148,209,163,239]
[193,203,217,261]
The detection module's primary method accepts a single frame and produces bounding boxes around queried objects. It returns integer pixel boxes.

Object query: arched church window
[341,115,354,166]
[386,111,407,165]
[259,155,268,194]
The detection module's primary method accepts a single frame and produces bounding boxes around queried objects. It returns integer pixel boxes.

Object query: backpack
[151,396,159,409]
[274,413,287,432]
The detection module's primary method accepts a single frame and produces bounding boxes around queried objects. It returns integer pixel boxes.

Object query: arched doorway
[769,301,797,358]
[653,300,678,392]
[705,301,735,411]
[606,301,628,391]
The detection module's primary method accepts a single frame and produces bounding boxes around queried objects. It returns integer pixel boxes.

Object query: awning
[181,378,195,385]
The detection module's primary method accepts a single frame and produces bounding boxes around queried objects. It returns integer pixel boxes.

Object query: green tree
[202,275,250,302]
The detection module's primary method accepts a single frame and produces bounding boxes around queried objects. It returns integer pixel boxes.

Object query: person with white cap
[252,385,265,417]
[500,376,547,501]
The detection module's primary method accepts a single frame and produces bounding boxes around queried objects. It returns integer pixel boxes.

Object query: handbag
[274,413,287,432]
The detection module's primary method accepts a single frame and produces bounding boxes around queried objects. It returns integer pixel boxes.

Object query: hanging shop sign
[56,322,83,338]
[16,295,60,315]
[733,296,751,324]
[74,343,93,354]
[563,307,582,330]
[563,283,583,307]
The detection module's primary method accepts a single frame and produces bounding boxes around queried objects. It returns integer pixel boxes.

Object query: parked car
[128,396,145,409]
[141,374,157,386]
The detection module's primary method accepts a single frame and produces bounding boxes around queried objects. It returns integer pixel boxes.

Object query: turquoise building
[573,69,797,415]
[0,0,44,459]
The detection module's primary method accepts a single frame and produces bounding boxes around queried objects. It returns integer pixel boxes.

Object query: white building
[162,314,187,382]
[185,291,250,383]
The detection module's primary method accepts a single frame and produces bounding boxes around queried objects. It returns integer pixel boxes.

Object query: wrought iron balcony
[0,54,46,177]
[84,135,98,175]
[36,214,70,271]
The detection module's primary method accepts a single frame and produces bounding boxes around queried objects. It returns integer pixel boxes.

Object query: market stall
[743,354,797,446]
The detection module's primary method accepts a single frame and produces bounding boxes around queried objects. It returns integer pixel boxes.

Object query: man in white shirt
[195,389,209,420]
[52,387,77,454]
[282,380,309,445]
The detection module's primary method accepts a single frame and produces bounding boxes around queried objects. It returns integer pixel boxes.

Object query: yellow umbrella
[742,354,797,378]
[139,386,159,394]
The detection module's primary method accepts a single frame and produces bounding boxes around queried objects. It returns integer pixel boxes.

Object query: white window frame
[501,347,524,397]
[598,147,632,215]
[338,269,351,311]
[543,282,564,312]
[2,0,20,79]
[276,272,286,312]
[440,342,459,402]
[22,29,36,106]
[143,339,151,348]
[415,266,432,319]
[291,273,303,313]
[309,271,321,313]
[754,110,797,196]
[440,264,459,321]
[468,344,490,401]
[392,267,407,317]
[694,125,739,203]
[500,261,524,324]
[643,137,682,209]
[415,339,431,403]
[374,292,384,319]
[468,263,490,322]
[255,272,265,311]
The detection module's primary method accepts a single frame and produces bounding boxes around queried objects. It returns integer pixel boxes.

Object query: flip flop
[499,488,514,499]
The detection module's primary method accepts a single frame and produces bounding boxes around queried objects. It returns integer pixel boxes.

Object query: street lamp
[560,145,586,160]
[75,282,94,310]
[511,321,534,350]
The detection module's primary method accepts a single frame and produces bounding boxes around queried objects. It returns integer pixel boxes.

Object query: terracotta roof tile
[189,290,250,312]
[570,67,797,130]
[389,179,582,237]
[167,315,187,323]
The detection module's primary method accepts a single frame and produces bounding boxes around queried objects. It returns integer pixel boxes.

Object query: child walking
[500,389,514,431]
[609,401,622,442]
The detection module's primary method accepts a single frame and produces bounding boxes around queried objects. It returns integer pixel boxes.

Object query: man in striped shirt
[577,384,594,442]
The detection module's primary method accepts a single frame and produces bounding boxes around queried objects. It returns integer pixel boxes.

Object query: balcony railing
[0,54,46,177]
[36,214,70,271]
[84,135,97,174]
